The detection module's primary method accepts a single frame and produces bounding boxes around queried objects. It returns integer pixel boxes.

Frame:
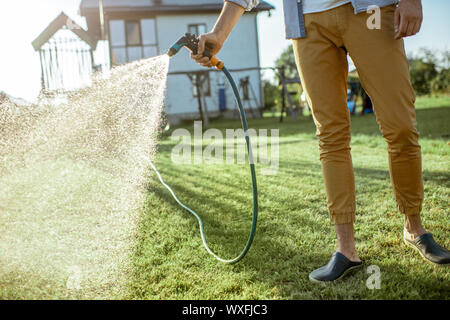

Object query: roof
[32,12,98,50]
[79,0,274,15]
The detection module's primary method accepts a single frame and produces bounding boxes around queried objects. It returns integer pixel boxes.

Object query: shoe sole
[403,238,449,267]
[308,263,363,284]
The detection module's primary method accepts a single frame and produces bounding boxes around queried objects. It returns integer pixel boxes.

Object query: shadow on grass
[164,106,450,140]
[132,105,449,299]
[138,175,449,299]
[278,158,450,189]
[138,182,321,297]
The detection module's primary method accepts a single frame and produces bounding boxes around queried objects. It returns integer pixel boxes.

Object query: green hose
[149,66,258,264]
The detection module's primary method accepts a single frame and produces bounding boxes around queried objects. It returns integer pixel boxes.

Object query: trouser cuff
[330,211,355,225]
[397,204,422,216]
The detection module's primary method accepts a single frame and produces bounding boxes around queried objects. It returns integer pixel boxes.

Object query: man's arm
[191,1,245,67]
[395,0,423,39]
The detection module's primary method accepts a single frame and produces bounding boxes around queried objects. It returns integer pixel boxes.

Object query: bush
[409,49,449,95]
[263,79,281,111]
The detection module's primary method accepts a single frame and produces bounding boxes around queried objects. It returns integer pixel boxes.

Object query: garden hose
[148,34,258,264]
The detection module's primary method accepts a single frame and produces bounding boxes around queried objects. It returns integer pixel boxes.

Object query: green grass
[129,96,449,299]
[0,158,137,299]
[1,96,449,299]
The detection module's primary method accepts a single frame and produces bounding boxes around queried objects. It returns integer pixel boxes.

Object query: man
[191,0,450,282]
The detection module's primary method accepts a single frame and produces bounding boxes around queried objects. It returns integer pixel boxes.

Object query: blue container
[219,87,227,111]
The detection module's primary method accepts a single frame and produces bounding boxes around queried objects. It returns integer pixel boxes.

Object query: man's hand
[394,0,423,39]
[190,32,224,68]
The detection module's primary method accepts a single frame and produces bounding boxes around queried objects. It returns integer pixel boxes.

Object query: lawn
[1,95,448,299]
[130,95,449,299]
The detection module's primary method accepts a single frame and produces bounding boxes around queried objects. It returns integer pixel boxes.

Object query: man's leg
[342,4,424,233]
[342,4,449,264]
[292,9,360,264]
[334,223,359,262]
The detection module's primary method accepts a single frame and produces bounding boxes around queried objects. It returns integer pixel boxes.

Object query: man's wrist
[210,29,227,44]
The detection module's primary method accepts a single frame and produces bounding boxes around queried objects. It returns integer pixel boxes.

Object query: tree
[273,45,303,114]
[275,45,299,79]
[263,79,281,111]
[409,50,438,96]
[409,48,449,95]
[431,50,450,94]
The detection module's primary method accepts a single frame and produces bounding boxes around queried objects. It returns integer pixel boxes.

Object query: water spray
[150,33,258,264]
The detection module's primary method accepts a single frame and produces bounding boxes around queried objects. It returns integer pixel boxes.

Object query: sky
[0,0,449,102]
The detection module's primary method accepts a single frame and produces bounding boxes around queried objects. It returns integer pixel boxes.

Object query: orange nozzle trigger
[210,56,225,70]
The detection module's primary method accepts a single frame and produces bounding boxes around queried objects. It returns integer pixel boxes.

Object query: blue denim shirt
[226,0,398,39]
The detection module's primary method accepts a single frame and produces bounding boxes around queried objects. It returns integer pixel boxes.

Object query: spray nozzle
[167,33,198,57]
[167,33,225,70]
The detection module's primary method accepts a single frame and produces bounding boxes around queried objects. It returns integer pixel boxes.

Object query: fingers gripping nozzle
[167,33,225,70]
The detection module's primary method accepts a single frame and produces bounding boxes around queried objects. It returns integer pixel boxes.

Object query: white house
[79,0,274,124]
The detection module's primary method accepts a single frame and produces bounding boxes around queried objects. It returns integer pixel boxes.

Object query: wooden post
[194,72,209,128]
[285,87,297,122]
[39,50,46,91]
[99,0,105,40]
[195,74,203,121]
[279,66,286,123]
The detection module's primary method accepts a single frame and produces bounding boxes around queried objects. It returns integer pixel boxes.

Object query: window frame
[125,20,142,46]
[109,18,159,65]
[188,23,207,36]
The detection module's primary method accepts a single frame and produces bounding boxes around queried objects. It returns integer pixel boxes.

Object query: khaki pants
[292,3,423,224]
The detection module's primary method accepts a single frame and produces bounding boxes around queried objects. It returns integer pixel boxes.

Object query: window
[192,73,211,97]
[141,19,158,58]
[126,21,141,46]
[141,19,157,45]
[188,24,206,36]
[110,20,126,46]
[110,19,158,65]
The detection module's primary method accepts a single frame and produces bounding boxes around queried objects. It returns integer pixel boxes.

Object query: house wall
[156,12,263,122]
[104,10,263,123]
